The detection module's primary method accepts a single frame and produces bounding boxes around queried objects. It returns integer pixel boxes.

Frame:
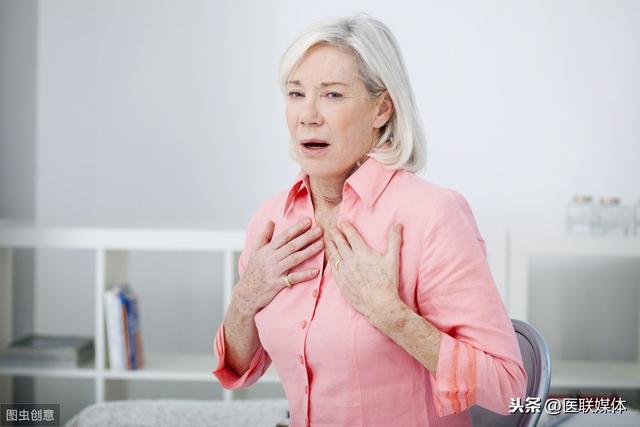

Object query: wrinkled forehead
[288,43,362,88]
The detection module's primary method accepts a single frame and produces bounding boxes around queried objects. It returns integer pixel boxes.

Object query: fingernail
[394,223,402,232]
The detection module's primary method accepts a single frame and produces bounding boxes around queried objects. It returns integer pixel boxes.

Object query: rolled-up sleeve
[213,322,272,388]
[212,204,272,389]
[417,189,528,417]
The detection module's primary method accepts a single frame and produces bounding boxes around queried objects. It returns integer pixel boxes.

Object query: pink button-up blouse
[213,157,527,426]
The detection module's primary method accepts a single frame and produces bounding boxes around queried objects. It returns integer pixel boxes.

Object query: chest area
[255,195,426,326]
[314,208,338,269]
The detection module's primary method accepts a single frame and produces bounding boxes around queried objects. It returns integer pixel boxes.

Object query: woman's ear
[373,91,394,129]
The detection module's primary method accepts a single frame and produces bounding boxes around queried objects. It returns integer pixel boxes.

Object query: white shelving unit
[3,223,637,404]
[0,224,280,404]
[508,233,640,390]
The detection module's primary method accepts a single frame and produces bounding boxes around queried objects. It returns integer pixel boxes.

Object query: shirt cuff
[212,322,270,389]
[429,332,476,417]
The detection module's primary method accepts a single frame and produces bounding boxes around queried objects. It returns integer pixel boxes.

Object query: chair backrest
[468,319,552,427]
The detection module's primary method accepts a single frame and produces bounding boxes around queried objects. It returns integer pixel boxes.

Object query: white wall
[0,0,39,405]
[32,0,640,231]
[0,0,37,221]
[1,0,639,418]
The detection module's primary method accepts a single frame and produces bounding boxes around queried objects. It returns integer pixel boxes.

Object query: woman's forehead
[289,44,359,87]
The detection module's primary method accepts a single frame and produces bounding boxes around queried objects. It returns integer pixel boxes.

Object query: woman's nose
[300,98,322,126]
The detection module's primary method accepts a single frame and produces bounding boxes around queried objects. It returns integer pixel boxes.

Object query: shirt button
[304,385,308,394]
[299,355,304,365]
[312,289,318,298]
[300,320,307,329]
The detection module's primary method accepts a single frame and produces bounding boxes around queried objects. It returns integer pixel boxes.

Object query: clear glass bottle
[598,196,634,236]
[566,195,596,235]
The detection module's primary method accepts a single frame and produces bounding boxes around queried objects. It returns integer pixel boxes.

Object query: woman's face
[285,43,391,180]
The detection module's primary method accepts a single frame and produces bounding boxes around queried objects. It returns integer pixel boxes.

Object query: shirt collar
[282,157,397,216]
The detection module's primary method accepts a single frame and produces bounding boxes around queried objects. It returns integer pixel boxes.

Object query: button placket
[298,213,320,427]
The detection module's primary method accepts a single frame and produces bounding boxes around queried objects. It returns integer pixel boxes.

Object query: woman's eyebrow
[286,80,350,87]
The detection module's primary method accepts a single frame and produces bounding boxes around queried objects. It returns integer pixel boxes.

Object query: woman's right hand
[235,217,324,313]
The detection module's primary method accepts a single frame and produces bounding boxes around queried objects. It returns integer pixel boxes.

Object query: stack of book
[0,334,94,368]
[104,284,144,370]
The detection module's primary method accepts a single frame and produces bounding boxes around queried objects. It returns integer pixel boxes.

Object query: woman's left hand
[328,222,403,319]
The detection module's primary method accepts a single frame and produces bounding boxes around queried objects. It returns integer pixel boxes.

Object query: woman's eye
[326,92,343,99]
[288,91,304,98]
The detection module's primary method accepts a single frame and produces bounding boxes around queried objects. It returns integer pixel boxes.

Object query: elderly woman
[213,14,527,427]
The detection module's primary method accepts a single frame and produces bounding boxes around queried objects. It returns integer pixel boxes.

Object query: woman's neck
[308,160,365,211]
[309,175,344,211]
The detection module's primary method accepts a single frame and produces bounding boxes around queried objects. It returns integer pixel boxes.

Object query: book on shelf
[0,334,94,368]
[104,284,144,370]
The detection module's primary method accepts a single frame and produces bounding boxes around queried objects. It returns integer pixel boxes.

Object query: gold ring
[283,274,292,288]
[334,258,343,270]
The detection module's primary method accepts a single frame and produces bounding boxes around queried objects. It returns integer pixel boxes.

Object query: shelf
[0,224,274,405]
[510,234,640,258]
[0,224,246,251]
[3,224,637,405]
[507,234,640,322]
[103,352,280,384]
[0,359,96,379]
[552,360,640,389]
[0,353,281,385]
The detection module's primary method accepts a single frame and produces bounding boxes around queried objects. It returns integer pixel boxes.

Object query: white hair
[278,13,426,173]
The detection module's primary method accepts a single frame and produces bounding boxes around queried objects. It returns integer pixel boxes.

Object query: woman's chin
[299,161,351,181]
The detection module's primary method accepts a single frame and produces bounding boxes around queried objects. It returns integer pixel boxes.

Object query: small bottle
[598,196,634,236]
[566,195,596,235]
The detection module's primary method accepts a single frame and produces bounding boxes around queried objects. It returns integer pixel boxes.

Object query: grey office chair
[468,319,552,427]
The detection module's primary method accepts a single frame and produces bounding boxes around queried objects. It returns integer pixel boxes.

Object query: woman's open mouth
[300,139,330,157]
